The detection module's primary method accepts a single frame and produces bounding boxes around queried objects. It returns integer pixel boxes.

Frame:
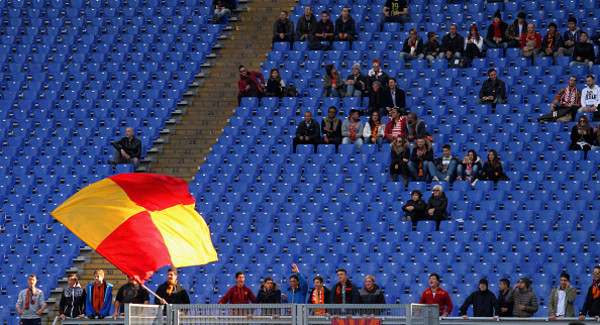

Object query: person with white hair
[426,185,448,230]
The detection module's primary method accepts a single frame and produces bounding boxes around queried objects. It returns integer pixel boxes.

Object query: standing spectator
[570,32,595,72]
[321,106,343,147]
[367,59,389,92]
[408,137,433,181]
[342,109,364,151]
[312,11,334,50]
[256,277,281,316]
[86,269,113,319]
[456,149,482,182]
[495,279,513,318]
[382,78,407,116]
[426,185,448,230]
[537,75,580,123]
[331,269,358,315]
[345,63,367,98]
[155,268,190,305]
[578,265,600,321]
[356,274,386,316]
[580,75,600,113]
[16,274,46,325]
[405,112,426,142]
[281,264,308,304]
[548,272,577,320]
[295,6,316,42]
[439,24,465,64]
[363,111,385,148]
[113,276,149,318]
[535,22,562,58]
[334,7,356,43]
[477,68,506,105]
[308,276,331,315]
[569,114,595,159]
[424,32,441,62]
[218,272,256,304]
[484,10,508,49]
[459,279,498,319]
[505,12,527,48]
[380,0,408,27]
[367,81,385,116]
[427,143,458,182]
[479,149,509,182]
[323,64,346,98]
[212,0,236,23]
[419,273,453,316]
[108,127,142,169]
[237,65,265,105]
[384,107,408,142]
[402,189,427,223]
[464,24,484,65]
[399,28,424,61]
[519,23,542,58]
[293,111,320,153]
[265,68,285,98]
[59,274,86,320]
[390,136,411,184]
[273,11,294,46]
[506,277,538,318]
[556,17,584,58]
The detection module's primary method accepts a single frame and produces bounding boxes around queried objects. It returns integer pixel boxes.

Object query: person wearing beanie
[506,277,538,317]
[519,23,542,58]
[484,10,508,49]
[464,24,484,66]
[367,59,389,92]
[505,11,528,48]
[579,265,600,321]
[548,272,577,319]
[345,62,367,97]
[535,22,562,58]
[459,279,498,319]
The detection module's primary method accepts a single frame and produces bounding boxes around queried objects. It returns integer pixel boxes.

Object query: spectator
[331,269,358,315]
[212,0,236,23]
[506,277,538,318]
[427,143,458,182]
[548,272,577,320]
[402,189,427,223]
[569,114,595,159]
[293,111,320,153]
[479,149,509,182]
[356,274,386,316]
[456,149,482,182]
[273,11,294,46]
[237,65,265,105]
[477,68,506,105]
[580,75,600,113]
[399,28,424,61]
[405,112,426,142]
[464,24,484,65]
[570,31,595,72]
[282,263,308,304]
[594,125,600,150]
[113,276,149,318]
[367,59,389,92]
[519,23,542,58]
[384,107,408,142]
[321,106,343,147]
[334,7,356,43]
[295,6,316,42]
[380,0,408,27]
[256,277,281,316]
[495,279,513,318]
[534,22,562,58]
[312,11,334,50]
[345,63,367,98]
[423,31,441,62]
[108,127,141,169]
[382,78,407,117]
[537,75,580,123]
[484,10,508,50]
[578,265,600,321]
[16,274,47,325]
[367,81,385,116]
[308,276,331,315]
[419,273,453,316]
[323,64,346,98]
[218,271,256,304]
[505,11,527,48]
[390,136,411,184]
[59,274,85,320]
[341,109,364,151]
[86,269,113,319]
[408,137,433,181]
[155,268,190,305]
[459,279,497,319]
[439,24,464,64]
[556,17,584,58]
[426,184,448,230]
[265,68,285,98]
[363,111,385,147]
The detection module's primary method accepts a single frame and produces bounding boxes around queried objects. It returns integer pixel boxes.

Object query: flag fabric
[331,319,381,325]
[51,173,218,283]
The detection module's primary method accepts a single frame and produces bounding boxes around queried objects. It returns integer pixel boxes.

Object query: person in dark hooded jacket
[356,275,386,315]
[255,277,281,315]
[402,189,427,224]
[59,274,86,320]
[459,279,498,318]
[426,184,448,230]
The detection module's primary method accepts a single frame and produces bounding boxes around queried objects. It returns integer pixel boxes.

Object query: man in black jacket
[334,7,356,42]
[579,265,600,321]
[570,32,595,72]
[295,6,316,42]
[484,10,508,49]
[439,24,464,62]
[294,111,320,153]
[212,0,236,23]
[273,11,294,46]
[108,127,142,169]
[155,268,190,305]
[477,68,506,105]
[495,278,513,318]
[381,78,406,117]
[459,279,498,319]
[331,269,358,315]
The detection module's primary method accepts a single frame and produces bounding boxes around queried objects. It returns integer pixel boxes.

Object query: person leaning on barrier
[308,275,331,315]
[419,273,452,317]
[331,269,359,316]
[113,275,149,318]
[86,269,113,319]
[578,265,600,321]
[281,263,308,304]
[459,278,497,319]
[356,274,386,317]
[59,274,86,320]
[155,268,190,305]
[548,272,577,320]
[219,271,256,304]
[506,277,538,318]
[255,277,281,316]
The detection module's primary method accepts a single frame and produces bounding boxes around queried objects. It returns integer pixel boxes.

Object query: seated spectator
[426,143,458,182]
[384,107,408,142]
[519,23,542,58]
[108,127,141,169]
[334,7,356,43]
[459,279,497,319]
[426,185,448,230]
[405,112,426,142]
[273,11,294,46]
[321,106,343,147]
[537,75,580,123]
[382,78,407,117]
[534,22,562,58]
[363,111,385,147]
[548,272,577,320]
[367,59,389,92]
[390,136,410,184]
[484,10,508,50]
[419,273,452,316]
[569,31,595,72]
[505,11,527,48]
[367,81,385,116]
[423,32,441,62]
[293,111,320,153]
[439,24,464,64]
[399,28,424,61]
[295,6,316,42]
[402,189,426,223]
[594,125,600,150]
[556,17,584,58]
[477,68,506,105]
[569,114,595,159]
[237,65,265,105]
[456,149,482,182]
[345,63,367,97]
[463,24,484,66]
[479,149,509,183]
[323,64,346,98]
[408,137,433,182]
[380,0,408,28]
[212,0,236,23]
[342,109,364,151]
[580,75,600,113]
[311,11,334,50]
[506,277,538,318]
[265,68,285,98]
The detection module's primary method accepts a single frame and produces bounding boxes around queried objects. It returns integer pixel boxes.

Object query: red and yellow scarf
[311,288,325,315]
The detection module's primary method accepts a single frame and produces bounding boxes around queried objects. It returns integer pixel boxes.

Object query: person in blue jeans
[426,143,458,182]
[456,149,482,181]
[407,137,433,182]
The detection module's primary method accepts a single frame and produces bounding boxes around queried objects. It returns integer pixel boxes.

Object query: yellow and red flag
[51,173,218,283]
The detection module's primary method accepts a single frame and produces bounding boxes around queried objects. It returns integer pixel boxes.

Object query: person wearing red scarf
[85,269,113,319]
[16,274,46,325]
[484,10,508,49]
[419,273,453,316]
[308,276,331,315]
[579,265,600,320]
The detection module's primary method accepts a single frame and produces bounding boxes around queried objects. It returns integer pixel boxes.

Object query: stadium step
[79,252,127,290]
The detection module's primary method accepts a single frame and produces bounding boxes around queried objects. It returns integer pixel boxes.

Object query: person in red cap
[464,24,483,66]
[367,59,389,92]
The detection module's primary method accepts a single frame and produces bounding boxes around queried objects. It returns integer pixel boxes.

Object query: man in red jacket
[237,65,265,105]
[419,273,453,316]
[218,272,256,315]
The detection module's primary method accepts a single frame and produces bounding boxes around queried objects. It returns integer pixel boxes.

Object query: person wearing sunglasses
[569,114,595,159]
[579,266,600,321]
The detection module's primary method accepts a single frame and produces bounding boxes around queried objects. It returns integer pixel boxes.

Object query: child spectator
[424,32,441,61]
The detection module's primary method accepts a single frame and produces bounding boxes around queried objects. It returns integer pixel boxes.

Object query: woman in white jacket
[363,111,386,148]
[464,24,484,65]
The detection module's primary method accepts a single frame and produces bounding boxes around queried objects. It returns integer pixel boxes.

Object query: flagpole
[141,282,167,305]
